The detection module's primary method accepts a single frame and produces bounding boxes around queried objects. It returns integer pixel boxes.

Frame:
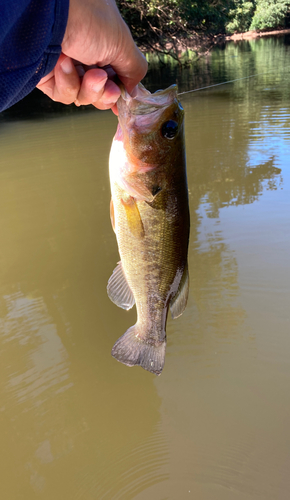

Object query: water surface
[1,36,290,499]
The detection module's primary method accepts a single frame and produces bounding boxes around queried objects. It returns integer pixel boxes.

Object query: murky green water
[1,36,290,499]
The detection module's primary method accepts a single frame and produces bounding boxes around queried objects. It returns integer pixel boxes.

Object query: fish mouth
[117,84,179,133]
[118,83,178,116]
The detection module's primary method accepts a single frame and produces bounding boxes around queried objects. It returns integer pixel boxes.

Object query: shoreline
[225,27,290,41]
[143,28,290,59]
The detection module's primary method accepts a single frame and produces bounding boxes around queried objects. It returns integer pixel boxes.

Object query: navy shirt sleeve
[0,0,69,111]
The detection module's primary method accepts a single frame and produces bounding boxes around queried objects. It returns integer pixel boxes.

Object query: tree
[226,1,256,33]
[250,0,290,30]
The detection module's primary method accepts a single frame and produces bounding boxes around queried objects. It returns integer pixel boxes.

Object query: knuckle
[65,84,79,96]
[53,84,79,104]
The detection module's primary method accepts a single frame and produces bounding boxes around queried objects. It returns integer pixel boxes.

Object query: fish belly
[108,179,189,375]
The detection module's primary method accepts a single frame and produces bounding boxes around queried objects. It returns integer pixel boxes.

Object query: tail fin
[111,326,166,375]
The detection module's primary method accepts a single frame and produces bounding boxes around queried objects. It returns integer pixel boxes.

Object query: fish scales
[108,83,190,375]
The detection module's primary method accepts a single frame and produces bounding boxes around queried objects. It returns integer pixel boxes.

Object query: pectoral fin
[110,198,115,233]
[107,261,135,310]
[121,195,145,238]
[170,263,189,319]
[121,175,154,203]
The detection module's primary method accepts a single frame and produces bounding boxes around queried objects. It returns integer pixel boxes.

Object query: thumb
[110,25,147,94]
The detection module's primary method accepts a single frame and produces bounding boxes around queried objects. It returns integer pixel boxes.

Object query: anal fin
[107,261,135,310]
[170,263,189,319]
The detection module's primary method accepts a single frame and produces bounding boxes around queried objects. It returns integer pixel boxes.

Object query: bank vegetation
[117,0,290,61]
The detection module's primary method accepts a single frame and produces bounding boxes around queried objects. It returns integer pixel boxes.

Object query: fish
[107,83,190,375]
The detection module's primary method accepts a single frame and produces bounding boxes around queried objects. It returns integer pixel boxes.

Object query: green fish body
[108,83,190,375]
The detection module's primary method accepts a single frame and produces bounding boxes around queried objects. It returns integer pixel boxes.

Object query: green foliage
[117,0,290,59]
[178,0,236,34]
[116,0,183,44]
[250,0,290,30]
[226,1,256,33]
[117,0,236,45]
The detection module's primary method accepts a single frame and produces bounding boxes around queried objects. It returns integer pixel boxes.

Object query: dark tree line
[117,0,290,53]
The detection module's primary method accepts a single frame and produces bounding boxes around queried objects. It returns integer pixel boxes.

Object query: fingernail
[74,99,80,107]
[91,78,107,93]
[60,57,74,75]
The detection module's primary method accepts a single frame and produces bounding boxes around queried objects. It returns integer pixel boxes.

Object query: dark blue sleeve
[0,0,69,111]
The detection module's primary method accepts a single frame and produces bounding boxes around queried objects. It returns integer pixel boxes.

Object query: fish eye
[161,120,178,140]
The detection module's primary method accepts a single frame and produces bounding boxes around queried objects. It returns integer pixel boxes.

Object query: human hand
[36,0,147,113]
[37,54,122,114]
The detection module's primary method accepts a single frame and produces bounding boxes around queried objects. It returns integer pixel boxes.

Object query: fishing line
[177,72,269,96]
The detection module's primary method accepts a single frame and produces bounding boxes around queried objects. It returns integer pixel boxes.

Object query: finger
[77,72,121,110]
[111,103,118,116]
[101,65,116,80]
[111,24,148,94]
[92,79,121,110]
[36,70,56,99]
[52,54,81,104]
[76,68,108,105]
[36,56,82,102]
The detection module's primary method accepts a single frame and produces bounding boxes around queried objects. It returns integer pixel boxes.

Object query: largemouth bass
[108,83,190,375]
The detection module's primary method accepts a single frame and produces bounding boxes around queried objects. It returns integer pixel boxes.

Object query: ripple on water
[0,291,72,411]
[75,427,169,500]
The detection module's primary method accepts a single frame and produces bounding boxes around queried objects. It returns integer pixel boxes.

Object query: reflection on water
[2,292,71,406]
[1,36,290,499]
